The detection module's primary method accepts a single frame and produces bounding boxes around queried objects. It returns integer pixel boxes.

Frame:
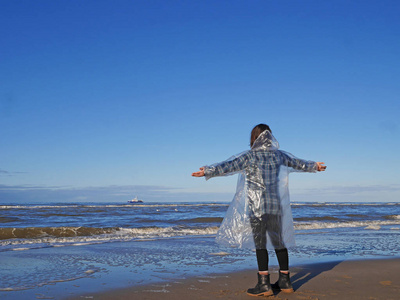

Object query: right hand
[316,162,326,171]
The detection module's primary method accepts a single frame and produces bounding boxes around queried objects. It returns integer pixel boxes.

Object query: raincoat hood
[251,130,279,151]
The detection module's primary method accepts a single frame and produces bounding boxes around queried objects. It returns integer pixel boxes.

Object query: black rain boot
[272,271,294,293]
[247,273,273,297]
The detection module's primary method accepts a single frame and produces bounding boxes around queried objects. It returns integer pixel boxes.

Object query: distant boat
[128,197,143,204]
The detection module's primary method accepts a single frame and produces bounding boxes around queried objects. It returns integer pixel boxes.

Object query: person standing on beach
[192,124,326,296]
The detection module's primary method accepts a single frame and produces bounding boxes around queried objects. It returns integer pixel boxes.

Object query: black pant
[250,213,288,271]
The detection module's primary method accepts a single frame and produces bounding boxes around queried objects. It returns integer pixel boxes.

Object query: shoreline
[68,257,400,300]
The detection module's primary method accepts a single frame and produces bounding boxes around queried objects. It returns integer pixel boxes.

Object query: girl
[192,124,326,296]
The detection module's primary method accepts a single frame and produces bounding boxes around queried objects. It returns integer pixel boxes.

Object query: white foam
[295,219,400,230]
[365,225,381,230]
[387,215,400,220]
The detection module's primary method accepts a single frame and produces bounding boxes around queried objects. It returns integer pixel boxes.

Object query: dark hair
[250,124,272,147]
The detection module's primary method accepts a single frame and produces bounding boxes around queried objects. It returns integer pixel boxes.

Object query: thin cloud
[0,184,68,191]
[0,169,27,176]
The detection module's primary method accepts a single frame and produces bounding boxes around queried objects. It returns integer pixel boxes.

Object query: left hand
[192,167,205,177]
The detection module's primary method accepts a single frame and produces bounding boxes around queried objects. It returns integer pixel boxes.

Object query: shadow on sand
[274,260,343,296]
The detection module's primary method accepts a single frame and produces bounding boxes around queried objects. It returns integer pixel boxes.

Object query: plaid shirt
[204,150,316,215]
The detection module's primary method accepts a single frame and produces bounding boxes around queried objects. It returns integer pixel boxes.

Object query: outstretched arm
[281,151,326,173]
[192,151,252,179]
[192,167,205,177]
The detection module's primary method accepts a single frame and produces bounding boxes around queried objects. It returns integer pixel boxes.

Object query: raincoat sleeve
[203,151,253,180]
[280,151,317,173]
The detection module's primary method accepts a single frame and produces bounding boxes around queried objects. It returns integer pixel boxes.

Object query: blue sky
[1,0,399,203]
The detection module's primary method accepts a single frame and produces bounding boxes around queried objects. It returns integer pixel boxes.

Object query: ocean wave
[295,219,400,230]
[0,226,220,251]
[0,227,117,240]
[2,216,400,241]
[384,215,400,220]
[0,226,220,241]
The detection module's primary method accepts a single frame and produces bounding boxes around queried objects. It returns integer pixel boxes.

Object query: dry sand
[69,258,400,300]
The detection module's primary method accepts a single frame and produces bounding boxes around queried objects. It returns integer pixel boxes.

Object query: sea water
[1,201,399,298]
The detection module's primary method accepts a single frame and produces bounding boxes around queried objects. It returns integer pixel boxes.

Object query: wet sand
[69,258,400,300]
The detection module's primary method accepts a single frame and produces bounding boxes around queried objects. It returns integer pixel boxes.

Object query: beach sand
[69,258,400,300]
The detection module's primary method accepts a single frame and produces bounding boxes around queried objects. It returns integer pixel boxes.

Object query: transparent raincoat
[204,130,317,250]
